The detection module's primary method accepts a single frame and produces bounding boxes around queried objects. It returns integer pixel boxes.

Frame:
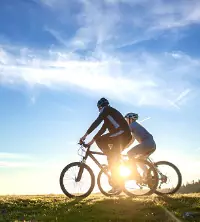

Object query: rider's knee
[127,148,137,159]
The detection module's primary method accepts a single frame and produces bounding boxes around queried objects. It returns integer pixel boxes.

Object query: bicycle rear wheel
[60,162,95,198]
[154,161,182,195]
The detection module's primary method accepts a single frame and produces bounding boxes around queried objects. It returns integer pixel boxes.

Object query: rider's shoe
[108,187,121,194]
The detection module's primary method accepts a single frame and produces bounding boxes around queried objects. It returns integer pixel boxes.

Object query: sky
[0,0,200,195]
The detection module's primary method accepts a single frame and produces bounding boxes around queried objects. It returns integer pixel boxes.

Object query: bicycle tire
[60,162,95,198]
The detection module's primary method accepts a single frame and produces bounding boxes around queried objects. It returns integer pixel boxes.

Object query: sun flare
[119,165,131,177]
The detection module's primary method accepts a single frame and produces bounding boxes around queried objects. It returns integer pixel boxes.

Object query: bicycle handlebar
[78,140,90,148]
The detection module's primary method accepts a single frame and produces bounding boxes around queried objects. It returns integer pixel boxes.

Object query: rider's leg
[128,140,156,179]
[95,133,119,187]
[107,152,121,188]
[95,133,112,155]
[107,133,132,188]
[96,132,132,191]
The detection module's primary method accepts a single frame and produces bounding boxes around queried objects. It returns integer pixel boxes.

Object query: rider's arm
[86,111,104,135]
[93,123,106,140]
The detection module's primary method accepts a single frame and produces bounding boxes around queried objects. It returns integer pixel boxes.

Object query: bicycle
[59,141,159,198]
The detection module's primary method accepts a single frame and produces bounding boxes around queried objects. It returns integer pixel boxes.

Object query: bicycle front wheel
[59,162,95,198]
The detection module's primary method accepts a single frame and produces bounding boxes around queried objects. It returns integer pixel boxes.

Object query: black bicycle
[59,141,159,198]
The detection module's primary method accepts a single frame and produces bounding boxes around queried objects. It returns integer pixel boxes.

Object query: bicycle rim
[59,162,95,198]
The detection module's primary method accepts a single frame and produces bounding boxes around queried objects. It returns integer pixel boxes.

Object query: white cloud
[150,0,200,30]
[41,0,200,49]
[0,46,199,108]
[39,0,200,72]
[0,152,36,168]
[0,152,70,169]
[1,1,200,109]
[0,152,31,159]
[0,161,36,168]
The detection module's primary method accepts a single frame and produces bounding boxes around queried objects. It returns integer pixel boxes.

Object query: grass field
[0,193,200,222]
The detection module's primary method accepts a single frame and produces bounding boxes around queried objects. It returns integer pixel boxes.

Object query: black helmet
[97,97,109,108]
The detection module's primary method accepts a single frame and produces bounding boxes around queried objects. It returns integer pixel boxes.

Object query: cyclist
[80,98,132,193]
[124,113,156,179]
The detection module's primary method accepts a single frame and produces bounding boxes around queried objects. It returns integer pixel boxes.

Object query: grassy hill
[0,193,200,221]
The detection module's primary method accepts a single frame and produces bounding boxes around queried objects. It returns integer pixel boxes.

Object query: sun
[119,165,131,177]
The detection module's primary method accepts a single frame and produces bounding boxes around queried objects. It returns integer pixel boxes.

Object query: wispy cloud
[149,0,200,30]
[0,152,31,159]
[0,161,36,168]
[44,27,69,48]
[0,152,65,168]
[0,0,200,108]
[41,0,200,49]
[0,46,199,108]
[0,152,35,168]
[139,117,151,123]
[168,88,192,110]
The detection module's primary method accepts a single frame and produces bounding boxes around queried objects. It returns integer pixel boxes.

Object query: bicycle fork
[75,160,86,182]
[76,147,90,182]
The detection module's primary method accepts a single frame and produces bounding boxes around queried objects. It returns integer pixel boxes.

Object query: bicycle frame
[76,142,158,183]
[147,156,165,179]
[76,143,112,182]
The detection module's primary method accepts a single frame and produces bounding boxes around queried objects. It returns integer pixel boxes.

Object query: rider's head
[124,113,138,124]
[97,97,109,111]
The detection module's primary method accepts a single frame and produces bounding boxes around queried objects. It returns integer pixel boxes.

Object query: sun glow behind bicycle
[119,165,131,177]
[60,141,182,197]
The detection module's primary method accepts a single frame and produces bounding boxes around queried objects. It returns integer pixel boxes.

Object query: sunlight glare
[119,165,131,177]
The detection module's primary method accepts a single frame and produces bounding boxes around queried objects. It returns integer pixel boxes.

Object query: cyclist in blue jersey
[124,112,156,158]
[124,113,156,180]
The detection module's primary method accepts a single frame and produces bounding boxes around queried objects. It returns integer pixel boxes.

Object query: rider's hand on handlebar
[80,133,88,143]
[86,138,95,147]
[79,138,85,144]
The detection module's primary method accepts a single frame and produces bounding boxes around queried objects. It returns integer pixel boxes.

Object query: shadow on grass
[155,194,200,221]
[157,194,200,210]
[65,196,170,222]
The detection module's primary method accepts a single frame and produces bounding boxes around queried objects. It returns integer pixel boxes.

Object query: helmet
[124,112,138,120]
[97,97,109,108]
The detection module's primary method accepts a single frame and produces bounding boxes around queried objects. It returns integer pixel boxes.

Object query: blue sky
[0,0,200,194]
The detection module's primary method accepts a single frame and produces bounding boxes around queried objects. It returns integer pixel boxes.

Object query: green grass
[0,193,200,222]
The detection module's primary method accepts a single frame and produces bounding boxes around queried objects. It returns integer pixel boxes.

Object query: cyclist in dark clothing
[80,98,132,193]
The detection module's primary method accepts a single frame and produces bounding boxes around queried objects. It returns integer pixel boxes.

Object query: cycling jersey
[86,106,131,140]
[129,121,153,143]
